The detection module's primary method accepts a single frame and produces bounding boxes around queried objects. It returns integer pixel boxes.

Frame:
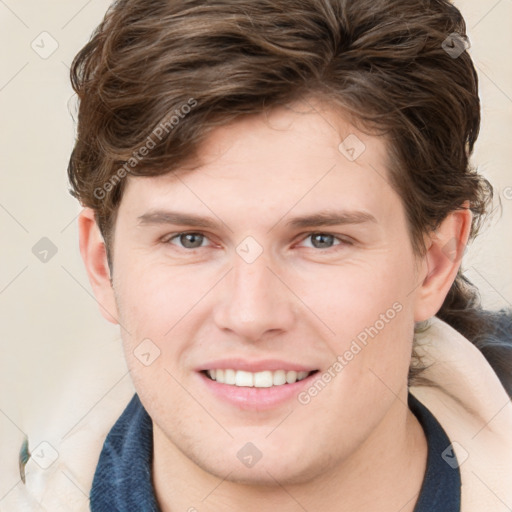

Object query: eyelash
[161,231,353,251]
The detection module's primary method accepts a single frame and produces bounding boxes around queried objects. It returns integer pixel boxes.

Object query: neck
[152,391,427,512]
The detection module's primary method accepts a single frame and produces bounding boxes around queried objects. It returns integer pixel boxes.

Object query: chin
[194,450,328,488]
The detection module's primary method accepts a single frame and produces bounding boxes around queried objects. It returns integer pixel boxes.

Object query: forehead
[119,101,399,227]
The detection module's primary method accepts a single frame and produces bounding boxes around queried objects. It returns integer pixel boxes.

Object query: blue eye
[307,233,337,249]
[167,232,208,249]
[301,233,347,249]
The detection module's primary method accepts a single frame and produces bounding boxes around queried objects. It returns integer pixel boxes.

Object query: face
[108,100,424,485]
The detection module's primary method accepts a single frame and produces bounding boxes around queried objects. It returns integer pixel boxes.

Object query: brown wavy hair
[67,0,511,394]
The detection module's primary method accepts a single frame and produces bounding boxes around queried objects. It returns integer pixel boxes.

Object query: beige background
[0,0,511,507]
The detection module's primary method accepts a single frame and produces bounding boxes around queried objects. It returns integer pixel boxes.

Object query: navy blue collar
[90,393,160,511]
[90,392,461,511]
[409,393,461,512]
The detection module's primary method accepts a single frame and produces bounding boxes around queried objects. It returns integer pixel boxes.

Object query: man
[67,0,512,510]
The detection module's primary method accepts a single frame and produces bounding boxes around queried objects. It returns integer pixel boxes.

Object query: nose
[213,253,296,342]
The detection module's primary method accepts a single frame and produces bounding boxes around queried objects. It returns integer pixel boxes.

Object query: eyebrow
[138,210,219,229]
[284,210,377,229]
[137,209,377,230]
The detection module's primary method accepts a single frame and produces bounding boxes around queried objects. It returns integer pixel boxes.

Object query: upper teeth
[207,369,311,387]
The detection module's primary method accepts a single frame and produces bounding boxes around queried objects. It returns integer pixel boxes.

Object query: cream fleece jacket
[410,317,512,511]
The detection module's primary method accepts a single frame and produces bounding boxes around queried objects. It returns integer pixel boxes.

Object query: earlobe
[414,202,472,322]
[78,208,119,325]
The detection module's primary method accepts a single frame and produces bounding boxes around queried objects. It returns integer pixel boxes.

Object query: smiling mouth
[202,369,319,388]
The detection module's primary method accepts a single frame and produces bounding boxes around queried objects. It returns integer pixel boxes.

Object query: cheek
[299,252,414,335]
[302,253,416,389]
[114,256,197,335]
[113,259,213,384]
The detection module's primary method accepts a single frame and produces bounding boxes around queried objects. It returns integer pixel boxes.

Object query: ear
[414,202,472,322]
[78,208,119,324]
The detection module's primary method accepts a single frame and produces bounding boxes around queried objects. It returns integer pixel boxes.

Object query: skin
[79,99,471,511]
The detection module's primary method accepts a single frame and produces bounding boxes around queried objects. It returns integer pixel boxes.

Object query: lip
[196,358,317,373]
[195,359,319,410]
